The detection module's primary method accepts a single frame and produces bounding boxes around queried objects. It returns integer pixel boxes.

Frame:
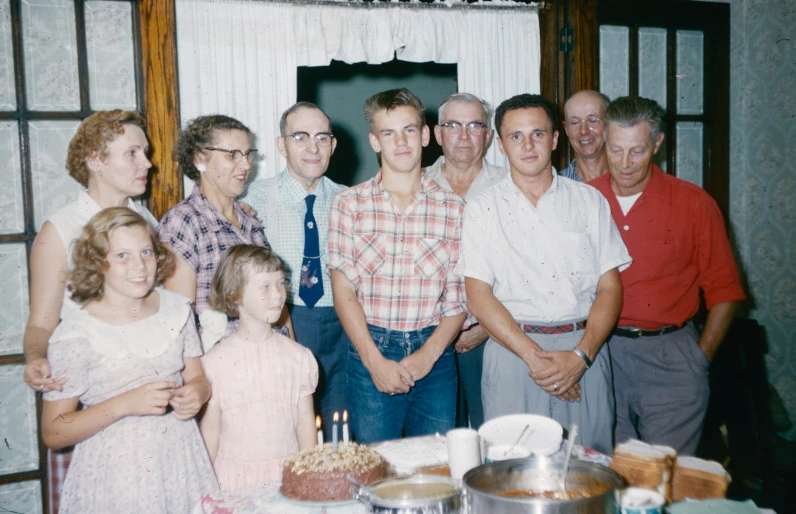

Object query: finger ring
[390,392,395,396]
[39,384,44,392]
[553,384,559,392]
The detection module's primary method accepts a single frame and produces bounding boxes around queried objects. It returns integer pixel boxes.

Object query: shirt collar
[279,168,323,202]
[373,169,439,199]
[503,167,558,200]
[641,163,667,199]
[189,186,249,230]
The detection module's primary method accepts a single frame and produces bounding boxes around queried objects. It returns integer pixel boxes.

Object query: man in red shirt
[590,96,745,455]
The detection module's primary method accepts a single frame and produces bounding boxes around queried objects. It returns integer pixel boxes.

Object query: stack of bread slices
[609,439,730,503]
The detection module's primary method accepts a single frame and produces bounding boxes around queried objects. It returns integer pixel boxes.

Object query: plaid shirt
[240,170,343,307]
[328,171,467,331]
[158,186,269,314]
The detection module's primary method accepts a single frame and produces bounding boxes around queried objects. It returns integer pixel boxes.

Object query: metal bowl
[353,474,461,514]
[463,457,624,514]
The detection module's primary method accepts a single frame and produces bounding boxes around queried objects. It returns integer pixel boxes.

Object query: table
[192,436,609,514]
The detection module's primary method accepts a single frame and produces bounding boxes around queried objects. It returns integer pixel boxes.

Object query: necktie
[299,194,324,308]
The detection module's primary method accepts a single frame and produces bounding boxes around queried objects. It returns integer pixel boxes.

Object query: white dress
[44,289,219,513]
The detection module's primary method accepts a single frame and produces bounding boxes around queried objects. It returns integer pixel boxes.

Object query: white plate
[277,492,359,508]
[478,414,563,457]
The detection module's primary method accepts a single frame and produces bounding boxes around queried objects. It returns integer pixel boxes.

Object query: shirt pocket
[354,233,386,275]
[413,238,450,279]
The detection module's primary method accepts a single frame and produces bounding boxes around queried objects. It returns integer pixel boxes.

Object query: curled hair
[279,102,332,136]
[438,93,492,126]
[363,88,426,134]
[66,110,147,187]
[209,245,285,318]
[605,96,666,141]
[174,115,251,182]
[495,94,559,139]
[68,207,175,304]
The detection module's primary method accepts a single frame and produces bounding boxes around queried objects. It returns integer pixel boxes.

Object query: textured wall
[702,0,796,438]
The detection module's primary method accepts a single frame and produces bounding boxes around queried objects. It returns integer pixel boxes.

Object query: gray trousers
[481,330,614,455]
[610,322,709,455]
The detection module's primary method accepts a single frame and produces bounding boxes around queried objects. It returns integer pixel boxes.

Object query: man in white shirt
[240,102,347,440]
[425,93,507,429]
[455,94,631,453]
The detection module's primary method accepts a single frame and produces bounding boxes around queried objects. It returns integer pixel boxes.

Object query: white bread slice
[614,439,677,463]
[611,440,678,503]
[672,456,730,501]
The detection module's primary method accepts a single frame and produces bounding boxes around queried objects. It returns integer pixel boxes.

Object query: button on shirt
[455,171,632,323]
[241,170,343,307]
[158,186,269,314]
[328,171,468,332]
[424,156,508,201]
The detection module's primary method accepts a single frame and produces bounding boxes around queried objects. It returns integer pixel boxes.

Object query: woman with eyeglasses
[158,115,293,345]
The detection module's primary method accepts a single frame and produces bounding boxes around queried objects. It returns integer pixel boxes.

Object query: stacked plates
[478,414,563,457]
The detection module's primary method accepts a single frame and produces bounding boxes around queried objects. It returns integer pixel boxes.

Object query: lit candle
[343,410,350,448]
[316,415,323,448]
[333,411,339,452]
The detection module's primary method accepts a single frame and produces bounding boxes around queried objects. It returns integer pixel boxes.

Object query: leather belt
[519,320,586,335]
[613,324,686,339]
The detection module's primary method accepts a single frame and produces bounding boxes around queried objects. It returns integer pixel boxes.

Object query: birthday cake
[280,443,389,502]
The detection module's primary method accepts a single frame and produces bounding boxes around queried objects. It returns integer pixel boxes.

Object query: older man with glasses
[424,93,508,429]
[240,101,348,440]
[560,90,611,183]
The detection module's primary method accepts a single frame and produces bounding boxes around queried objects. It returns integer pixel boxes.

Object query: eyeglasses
[440,121,488,135]
[565,116,602,130]
[201,146,259,163]
[284,132,335,147]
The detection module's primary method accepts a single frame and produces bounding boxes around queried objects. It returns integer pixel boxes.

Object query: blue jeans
[347,324,457,444]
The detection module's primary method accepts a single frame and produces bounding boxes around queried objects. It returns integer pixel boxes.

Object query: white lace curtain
[175,0,541,181]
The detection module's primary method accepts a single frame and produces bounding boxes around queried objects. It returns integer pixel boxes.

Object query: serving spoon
[559,424,578,499]
[503,424,534,458]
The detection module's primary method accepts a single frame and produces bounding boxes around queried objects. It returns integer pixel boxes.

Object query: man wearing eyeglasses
[240,101,348,440]
[424,93,507,430]
[560,90,611,183]
[456,94,631,454]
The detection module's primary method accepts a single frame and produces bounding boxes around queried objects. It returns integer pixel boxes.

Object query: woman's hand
[24,358,66,393]
[121,381,176,417]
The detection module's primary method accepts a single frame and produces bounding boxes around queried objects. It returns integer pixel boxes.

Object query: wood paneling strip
[139,0,181,220]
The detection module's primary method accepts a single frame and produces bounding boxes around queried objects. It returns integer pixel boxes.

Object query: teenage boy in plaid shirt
[328,89,467,444]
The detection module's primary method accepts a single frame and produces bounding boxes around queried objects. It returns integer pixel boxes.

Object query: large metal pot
[462,457,624,513]
[353,474,461,514]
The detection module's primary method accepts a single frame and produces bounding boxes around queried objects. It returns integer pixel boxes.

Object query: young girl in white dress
[41,207,218,513]
[200,245,318,491]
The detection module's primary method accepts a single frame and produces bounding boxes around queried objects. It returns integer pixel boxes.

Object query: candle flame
[343,410,348,423]
[333,411,339,423]
[316,415,321,429]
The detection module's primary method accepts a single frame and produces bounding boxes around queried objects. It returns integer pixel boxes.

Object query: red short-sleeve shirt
[590,165,745,329]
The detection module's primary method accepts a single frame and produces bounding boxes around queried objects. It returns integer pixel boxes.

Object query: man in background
[241,102,347,439]
[559,90,610,183]
[425,92,508,429]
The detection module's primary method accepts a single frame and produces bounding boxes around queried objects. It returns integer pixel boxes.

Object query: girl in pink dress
[41,208,218,513]
[200,245,319,492]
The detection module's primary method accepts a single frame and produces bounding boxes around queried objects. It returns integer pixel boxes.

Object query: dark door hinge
[560,25,574,53]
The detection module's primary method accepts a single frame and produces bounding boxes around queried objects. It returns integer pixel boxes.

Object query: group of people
[21,86,744,513]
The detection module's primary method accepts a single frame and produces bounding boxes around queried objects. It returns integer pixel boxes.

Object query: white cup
[447,428,482,481]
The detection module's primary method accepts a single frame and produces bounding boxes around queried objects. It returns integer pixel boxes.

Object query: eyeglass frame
[438,120,489,135]
[564,116,603,130]
[201,146,260,163]
[283,131,336,147]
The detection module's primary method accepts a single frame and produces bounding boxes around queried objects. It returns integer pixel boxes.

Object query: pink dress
[44,289,219,513]
[202,333,319,492]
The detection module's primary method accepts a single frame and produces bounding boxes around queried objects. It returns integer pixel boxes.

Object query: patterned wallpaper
[702,0,796,439]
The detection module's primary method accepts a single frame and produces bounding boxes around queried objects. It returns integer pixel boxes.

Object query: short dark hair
[174,115,251,182]
[279,102,332,136]
[605,96,666,141]
[208,245,285,318]
[495,94,559,138]
[363,88,425,134]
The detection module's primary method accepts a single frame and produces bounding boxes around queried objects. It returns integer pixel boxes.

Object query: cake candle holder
[316,415,323,448]
[333,411,339,452]
[343,410,349,448]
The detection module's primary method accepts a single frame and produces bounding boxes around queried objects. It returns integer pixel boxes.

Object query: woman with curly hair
[41,207,218,512]
[21,110,164,513]
[158,115,293,345]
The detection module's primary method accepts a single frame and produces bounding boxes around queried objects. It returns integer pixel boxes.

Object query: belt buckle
[629,328,644,339]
